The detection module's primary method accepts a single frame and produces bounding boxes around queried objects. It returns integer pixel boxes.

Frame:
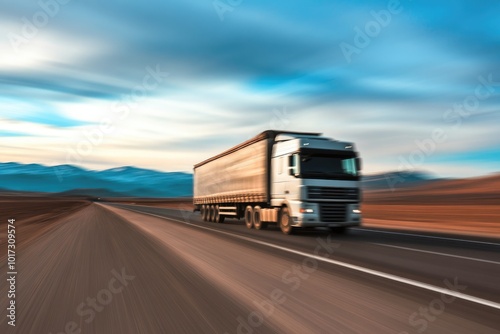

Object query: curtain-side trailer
[193,130,362,234]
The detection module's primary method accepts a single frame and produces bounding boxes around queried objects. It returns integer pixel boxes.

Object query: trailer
[194,130,362,234]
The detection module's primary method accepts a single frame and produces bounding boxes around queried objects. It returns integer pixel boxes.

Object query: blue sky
[0,0,499,177]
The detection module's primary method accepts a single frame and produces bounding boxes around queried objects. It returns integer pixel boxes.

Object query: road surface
[1,202,499,333]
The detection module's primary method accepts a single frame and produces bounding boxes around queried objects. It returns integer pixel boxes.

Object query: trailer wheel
[203,205,208,221]
[245,206,254,229]
[213,205,218,222]
[201,205,208,221]
[214,205,225,224]
[280,207,293,235]
[209,205,216,222]
[253,206,267,230]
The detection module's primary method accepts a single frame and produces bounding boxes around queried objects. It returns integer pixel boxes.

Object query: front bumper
[288,201,362,228]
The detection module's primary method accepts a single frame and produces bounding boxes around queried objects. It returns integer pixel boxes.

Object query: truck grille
[319,203,347,223]
[308,187,358,201]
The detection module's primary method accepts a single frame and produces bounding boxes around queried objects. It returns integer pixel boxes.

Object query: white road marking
[373,243,500,265]
[353,228,500,247]
[110,205,500,311]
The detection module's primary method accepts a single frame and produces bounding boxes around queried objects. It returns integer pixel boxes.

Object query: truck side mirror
[356,157,362,171]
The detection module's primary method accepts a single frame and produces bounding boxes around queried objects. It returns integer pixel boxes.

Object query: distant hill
[0,163,192,198]
[3,162,494,201]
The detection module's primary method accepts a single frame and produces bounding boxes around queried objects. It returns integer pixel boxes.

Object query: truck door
[271,156,287,200]
[285,153,300,199]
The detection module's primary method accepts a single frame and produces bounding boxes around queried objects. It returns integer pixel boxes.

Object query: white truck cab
[270,133,362,230]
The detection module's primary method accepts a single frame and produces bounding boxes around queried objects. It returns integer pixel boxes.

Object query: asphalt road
[1,202,499,334]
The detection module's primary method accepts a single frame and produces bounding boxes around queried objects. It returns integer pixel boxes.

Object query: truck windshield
[299,154,359,180]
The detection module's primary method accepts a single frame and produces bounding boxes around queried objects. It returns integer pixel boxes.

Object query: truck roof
[194,130,323,168]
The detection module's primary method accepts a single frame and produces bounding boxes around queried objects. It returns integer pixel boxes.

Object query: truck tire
[201,205,208,221]
[245,206,254,229]
[213,205,219,223]
[214,205,225,224]
[253,206,267,230]
[204,205,209,222]
[209,205,216,222]
[280,207,293,235]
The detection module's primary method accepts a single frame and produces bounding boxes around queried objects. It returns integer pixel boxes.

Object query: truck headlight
[352,209,361,214]
[300,208,314,213]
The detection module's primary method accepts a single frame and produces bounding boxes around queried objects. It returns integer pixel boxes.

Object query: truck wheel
[280,207,293,235]
[209,205,215,222]
[204,205,209,221]
[253,206,267,230]
[201,205,208,221]
[214,205,225,224]
[213,205,219,223]
[245,206,254,229]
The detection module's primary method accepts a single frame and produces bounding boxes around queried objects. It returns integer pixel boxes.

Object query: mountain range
[0,163,192,198]
[0,162,439,198]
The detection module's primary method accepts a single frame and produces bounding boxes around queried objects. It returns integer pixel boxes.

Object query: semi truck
[193,130,362,234]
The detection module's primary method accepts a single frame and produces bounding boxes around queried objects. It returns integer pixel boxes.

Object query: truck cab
[270,133,362,231]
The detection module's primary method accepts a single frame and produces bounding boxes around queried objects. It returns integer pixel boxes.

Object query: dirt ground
[362,204,500,237]
[361,174,500,237]
[3,190,499,241]
[0,197,90,260]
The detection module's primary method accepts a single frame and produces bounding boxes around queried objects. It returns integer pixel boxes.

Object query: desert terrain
[362,174,500,237]
[107,174,500,238]
[1,198,499,333]
[0,196,89,261]
[1,174,499,332]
